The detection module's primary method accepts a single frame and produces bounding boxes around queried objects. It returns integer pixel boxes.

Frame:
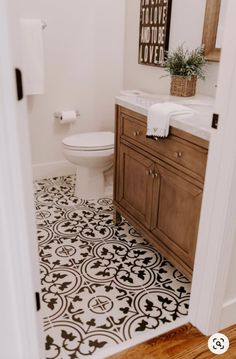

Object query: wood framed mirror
[202,0,221,62]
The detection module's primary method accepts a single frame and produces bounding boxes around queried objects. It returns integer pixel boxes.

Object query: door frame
[189,0,236,334]
[1,0,236,356]
[0,0,42,358]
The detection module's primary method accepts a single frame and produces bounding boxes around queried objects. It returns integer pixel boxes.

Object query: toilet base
[75,166,106,199]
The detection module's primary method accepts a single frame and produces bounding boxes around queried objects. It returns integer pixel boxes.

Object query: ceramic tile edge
[91,316,189,359]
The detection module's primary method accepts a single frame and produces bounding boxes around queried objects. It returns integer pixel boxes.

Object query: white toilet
[62,131,114,199]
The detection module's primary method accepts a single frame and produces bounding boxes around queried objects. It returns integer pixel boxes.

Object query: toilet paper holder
[54,110,80,120]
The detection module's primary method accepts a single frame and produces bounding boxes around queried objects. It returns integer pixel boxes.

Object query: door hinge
[35,292,41,311]
[15,68,24,101]
[212,113,219,129]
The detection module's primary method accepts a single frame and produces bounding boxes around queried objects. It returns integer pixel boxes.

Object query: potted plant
[163,45,206,97]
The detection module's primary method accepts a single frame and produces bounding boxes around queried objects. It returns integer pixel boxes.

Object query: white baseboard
[220,298,236,330]
[32,161,76,181]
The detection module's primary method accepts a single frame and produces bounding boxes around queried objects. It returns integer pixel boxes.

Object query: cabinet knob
[133,130,140,137]
[174,151,182,158]
[151,172,158,179]
[146,169,152,176]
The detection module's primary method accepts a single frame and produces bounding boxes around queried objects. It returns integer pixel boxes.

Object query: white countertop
[116,92,215,141]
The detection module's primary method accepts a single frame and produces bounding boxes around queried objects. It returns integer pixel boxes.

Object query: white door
[0,0,42,358]
[189,0,236,335]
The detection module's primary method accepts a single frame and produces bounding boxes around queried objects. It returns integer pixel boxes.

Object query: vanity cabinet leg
[113,210,122,225]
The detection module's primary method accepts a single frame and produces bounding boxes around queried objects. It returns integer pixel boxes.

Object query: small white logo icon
[208,333,229,355]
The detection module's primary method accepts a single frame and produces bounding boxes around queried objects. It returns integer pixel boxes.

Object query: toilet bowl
[62,131,114,199]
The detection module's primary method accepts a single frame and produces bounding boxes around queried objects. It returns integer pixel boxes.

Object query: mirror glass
[215,0,227,48]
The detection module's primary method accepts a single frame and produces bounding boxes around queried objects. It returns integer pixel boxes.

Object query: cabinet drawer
[120,113,208,180]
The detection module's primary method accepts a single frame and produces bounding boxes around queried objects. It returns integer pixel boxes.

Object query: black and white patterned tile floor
[34,175,191,359]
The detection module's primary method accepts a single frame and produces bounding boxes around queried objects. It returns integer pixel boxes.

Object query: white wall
[20,0,125,170]
[21,0,220,175]
[124,0,219,96]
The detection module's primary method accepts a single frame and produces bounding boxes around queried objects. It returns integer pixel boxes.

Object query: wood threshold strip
[107,323,236,359]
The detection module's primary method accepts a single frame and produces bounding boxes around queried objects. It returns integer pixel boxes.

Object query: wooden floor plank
[108,324,236,359]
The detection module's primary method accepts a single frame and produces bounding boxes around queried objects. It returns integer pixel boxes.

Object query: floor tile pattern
[35,175,191,359]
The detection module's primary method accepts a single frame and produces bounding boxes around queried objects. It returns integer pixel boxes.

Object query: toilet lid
[63,131,114,150]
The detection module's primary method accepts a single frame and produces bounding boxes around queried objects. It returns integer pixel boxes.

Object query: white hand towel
[20,19,45,95]
[147,102,195,138]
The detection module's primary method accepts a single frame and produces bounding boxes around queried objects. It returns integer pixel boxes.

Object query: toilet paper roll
[59,110,77,124]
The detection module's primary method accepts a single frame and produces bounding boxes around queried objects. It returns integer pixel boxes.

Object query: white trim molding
[220,298,236,329]
[189,0,236,335]
[32,160,75,180]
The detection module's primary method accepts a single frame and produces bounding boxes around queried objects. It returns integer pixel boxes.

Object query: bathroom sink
[135,94,165,107]
[120,90,147,96]
[116,92,166,115]
[120,90,166,104]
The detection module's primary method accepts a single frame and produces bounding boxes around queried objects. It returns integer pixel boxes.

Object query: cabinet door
[117,144,154,229]
[151,164,203,268]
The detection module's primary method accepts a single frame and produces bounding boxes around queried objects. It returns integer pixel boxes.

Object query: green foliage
[163,45,206,80]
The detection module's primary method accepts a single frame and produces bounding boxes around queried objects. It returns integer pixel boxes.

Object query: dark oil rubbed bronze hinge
[15,68,24,101]
[212,113,219,129]
[35,292,41,311]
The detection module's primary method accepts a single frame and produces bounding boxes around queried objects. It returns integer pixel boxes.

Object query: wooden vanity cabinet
[117,144,155,229]
[113,105,209,278]
[151,164,203,269]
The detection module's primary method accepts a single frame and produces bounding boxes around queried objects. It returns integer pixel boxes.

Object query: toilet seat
[63,131,114,151]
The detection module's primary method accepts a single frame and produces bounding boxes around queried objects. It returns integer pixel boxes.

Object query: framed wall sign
[139,0,172,66]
